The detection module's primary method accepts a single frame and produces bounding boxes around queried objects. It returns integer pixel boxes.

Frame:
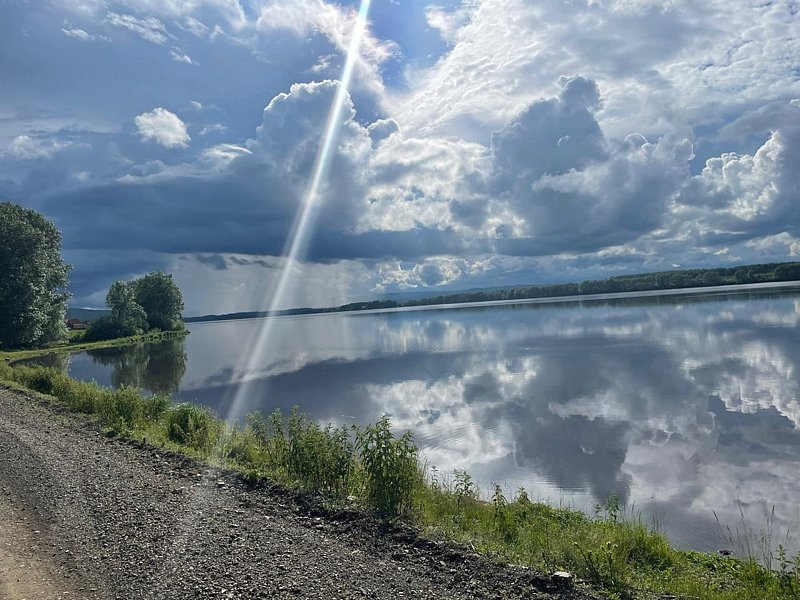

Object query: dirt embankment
[0,386,602,600]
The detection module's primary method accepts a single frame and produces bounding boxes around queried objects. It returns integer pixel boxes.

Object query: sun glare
[224,0,373,431]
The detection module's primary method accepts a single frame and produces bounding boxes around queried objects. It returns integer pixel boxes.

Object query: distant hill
[66,307,110,322]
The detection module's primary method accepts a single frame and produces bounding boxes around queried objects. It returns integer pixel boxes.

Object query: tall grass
[2,364,799,600]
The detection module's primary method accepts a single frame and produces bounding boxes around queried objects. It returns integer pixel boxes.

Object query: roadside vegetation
[1,363,797,600]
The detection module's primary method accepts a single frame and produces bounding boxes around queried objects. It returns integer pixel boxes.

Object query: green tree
[775,263,800,281]
[702,271,723,286]
[132,272,185,331]
[106,281,148,334]
[0,202,70,349]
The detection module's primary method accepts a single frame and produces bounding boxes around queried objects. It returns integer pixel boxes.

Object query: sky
[1,0,799,316]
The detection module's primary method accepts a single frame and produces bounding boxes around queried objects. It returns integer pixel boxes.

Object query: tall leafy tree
[132,272,185,331]
[0,202,70,349]
[106,280,148,334]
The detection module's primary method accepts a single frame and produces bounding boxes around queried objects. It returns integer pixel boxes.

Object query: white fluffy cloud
[375,256,495,290]
[675,116,800,239]
[397,0,800,144]
[425,3,475,43]
[134,107,190,148]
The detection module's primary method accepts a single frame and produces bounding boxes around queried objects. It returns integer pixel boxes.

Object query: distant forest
[184,261,800,323]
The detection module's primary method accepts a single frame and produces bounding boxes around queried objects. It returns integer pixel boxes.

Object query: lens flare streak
[227,0,373,414]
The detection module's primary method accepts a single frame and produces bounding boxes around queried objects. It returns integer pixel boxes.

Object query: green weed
[163,403,220,453]
[356,416,418,517]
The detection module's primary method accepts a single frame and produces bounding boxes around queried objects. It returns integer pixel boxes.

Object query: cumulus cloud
[366,118,399,146]
[474,76,694,255]
[375,256,495,290]
[745,233,800,257]
[677,121,800,236]
[134,107,190,148]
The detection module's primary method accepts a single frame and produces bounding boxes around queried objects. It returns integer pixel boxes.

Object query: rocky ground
[0,385,604,600]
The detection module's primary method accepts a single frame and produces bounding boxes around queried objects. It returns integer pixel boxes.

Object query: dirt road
[0,386,600,599]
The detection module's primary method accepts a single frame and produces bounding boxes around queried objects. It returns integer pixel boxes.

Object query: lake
[30,285,800,556]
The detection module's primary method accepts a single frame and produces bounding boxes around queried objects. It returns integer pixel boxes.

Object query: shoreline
[185,280,800,324]
[0,329,188,365]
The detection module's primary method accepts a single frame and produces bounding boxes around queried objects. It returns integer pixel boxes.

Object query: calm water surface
[32,287,800,555]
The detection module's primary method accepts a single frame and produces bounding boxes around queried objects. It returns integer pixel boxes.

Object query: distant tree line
[396,262,800,308]
[185,261,800,324]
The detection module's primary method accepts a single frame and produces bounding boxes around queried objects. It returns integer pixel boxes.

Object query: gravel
[0,385,603,600]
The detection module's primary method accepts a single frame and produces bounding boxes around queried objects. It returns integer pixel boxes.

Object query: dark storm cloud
[490,76,606,190]
[477,77,693,255]
[64,249,169,305]
[192,254,228,270]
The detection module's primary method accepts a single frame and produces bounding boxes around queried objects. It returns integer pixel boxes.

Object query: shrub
[103,385,145,429]
[285,408,354,497]
[11,365,109,414]
[247,410,288,469]
[82,316,136,342]
[142,394,171,421]
[164,403,219,454]
[356,416,418,517]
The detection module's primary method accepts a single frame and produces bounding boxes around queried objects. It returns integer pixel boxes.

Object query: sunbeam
[152,0,375,577]
[224,0,374,421]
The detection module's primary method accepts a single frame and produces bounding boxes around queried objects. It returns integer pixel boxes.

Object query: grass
[0,329,188,364]
[1,363,798,600]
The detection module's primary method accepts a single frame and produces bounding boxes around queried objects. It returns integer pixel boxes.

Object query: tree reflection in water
[87,338,187,395]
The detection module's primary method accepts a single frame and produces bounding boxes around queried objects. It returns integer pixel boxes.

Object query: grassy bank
[0,329,188,364]
[0,363,797,600]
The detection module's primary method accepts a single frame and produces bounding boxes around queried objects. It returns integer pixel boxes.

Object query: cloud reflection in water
[54,290,800,554]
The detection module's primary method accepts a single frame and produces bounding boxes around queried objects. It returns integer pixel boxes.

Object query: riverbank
[0,365,796,599]
[0,384,599,600]
[0,329,188,364]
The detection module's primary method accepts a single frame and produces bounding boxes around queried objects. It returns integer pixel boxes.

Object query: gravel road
[0,385,603,600]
